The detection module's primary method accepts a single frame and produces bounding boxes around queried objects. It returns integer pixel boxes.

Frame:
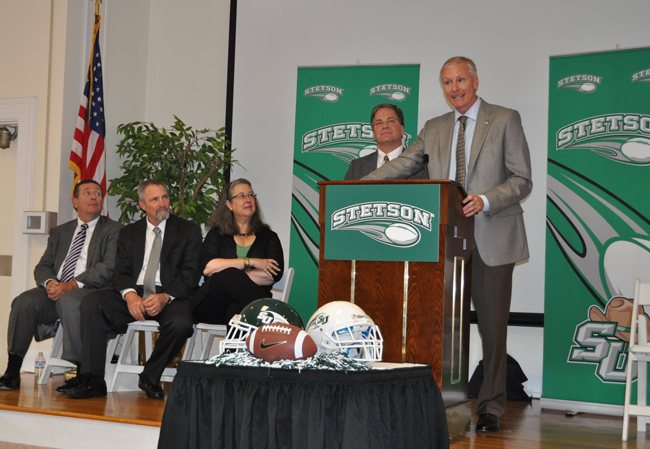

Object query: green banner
[543,47,650,408]
[289,65,420,320]
[324,183,439,262]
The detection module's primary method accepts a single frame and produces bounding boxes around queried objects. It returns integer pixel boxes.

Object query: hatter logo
[369,84,412,101]
[556,114,650,165]
[547,161,650,384]
[568,296,649,383]
[632,68,650,84]
[557,74,602,93]
[330,201,433,248]
[304,85,343,102]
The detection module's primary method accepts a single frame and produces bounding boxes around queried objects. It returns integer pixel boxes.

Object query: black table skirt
[158,361,449,449]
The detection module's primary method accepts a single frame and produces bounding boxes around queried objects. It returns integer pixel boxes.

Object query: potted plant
[108,116,235,227]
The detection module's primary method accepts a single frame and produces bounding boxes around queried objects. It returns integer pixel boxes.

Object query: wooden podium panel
[317,180,474,408]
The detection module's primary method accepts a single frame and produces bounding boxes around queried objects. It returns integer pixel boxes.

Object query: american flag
[69,14,107,212]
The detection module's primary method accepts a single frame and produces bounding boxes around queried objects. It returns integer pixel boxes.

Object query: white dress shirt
[376,145,404,170]
[121,218,168,299]
[53,216,100,288]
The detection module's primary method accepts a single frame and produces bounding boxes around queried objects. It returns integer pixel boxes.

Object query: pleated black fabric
[158,362,449,449]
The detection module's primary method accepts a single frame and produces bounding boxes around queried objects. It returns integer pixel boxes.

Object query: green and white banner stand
[542,47,650,414]
[288,65,420,320]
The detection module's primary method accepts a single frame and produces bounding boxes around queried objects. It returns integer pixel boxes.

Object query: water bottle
[34,351,46,384]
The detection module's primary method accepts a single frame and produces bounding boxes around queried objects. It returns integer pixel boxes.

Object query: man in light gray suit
[0,180,121,391]
[363,57,532,432]
[344,103,425,180]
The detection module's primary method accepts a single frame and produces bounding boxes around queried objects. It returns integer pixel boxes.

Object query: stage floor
[2,372,649,448]
[0,372,166,427]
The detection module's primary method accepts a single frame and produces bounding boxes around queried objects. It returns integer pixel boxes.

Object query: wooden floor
[2,373,650,448]
[451,400,650,449]
[0,372,166,427]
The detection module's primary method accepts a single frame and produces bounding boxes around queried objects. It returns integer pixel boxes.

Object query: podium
[317,180,474,436]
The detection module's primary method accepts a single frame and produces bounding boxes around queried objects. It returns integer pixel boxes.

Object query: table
[158,361,449,449]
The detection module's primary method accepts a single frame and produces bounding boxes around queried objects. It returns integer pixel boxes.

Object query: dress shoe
[138,374,164,400]
[0,373,20,391]
[56,375,87,394]
[66,378,107,399]
[476,413,500,432]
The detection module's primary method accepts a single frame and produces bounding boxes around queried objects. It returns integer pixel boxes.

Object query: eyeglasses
[231,193,257,200]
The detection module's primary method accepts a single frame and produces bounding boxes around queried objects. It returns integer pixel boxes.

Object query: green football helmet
[219,298,304,352]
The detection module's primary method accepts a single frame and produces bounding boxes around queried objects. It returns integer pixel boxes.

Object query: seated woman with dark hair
[193,178,284,324]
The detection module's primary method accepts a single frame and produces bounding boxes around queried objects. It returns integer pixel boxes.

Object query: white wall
[144,0,230,129]
[0,0,71,370]
[101,0,231,218]
[230,0,650,388]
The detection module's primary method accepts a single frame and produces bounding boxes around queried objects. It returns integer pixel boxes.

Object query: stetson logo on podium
[330,201,433,248]
[324,183,440,262]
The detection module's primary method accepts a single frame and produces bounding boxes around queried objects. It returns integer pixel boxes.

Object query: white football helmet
[306,301,383,363]
[219,298,304,353]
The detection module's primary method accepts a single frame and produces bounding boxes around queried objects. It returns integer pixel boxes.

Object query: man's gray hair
[439,56,478,84]
[137,179,167,201]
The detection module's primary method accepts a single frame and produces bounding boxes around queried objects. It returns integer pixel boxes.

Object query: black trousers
[193,268,271,325]
[79,288,194,384]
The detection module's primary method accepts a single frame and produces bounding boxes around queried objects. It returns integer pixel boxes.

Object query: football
[246,323,317,363]
[385,223,420,246]
[621,137,650,163]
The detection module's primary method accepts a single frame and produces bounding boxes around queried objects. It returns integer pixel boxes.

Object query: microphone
[422,154,430,179]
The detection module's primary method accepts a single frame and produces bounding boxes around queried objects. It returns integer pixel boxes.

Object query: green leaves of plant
[108,117,237,225]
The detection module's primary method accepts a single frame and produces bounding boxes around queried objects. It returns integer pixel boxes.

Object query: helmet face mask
[219,299,304,353]
[306,302,383,363]
[220,314,257,351]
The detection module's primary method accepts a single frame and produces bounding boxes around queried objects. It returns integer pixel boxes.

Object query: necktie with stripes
[60,223,88,282]
[455,116,468,187]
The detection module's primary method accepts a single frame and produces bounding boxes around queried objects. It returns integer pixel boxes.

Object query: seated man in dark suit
[64,179,202,400]
[0,180,121,391]
[344,103,425,180]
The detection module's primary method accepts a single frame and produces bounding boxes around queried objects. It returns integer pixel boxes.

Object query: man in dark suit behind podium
[65,179,202,400]
[0,180,121,391]
[344,103,425,180]
[363,57,532,432]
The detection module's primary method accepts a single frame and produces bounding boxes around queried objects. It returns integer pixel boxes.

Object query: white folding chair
[38,322,75,384]
[107,320,182,392]
[623,279,650,441]
[39,322,120,385]
[271,267,294,303]
[185,267,297,361]
[183,323,228,361]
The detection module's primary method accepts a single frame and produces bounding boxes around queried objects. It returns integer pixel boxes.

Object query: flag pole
[69,0,108,214]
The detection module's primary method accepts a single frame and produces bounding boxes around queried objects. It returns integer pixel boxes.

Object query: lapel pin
[485,120,490,125]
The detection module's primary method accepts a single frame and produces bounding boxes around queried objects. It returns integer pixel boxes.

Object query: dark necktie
[455,116,468,187]
[143,227,162,298]
[60,224,88,282]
